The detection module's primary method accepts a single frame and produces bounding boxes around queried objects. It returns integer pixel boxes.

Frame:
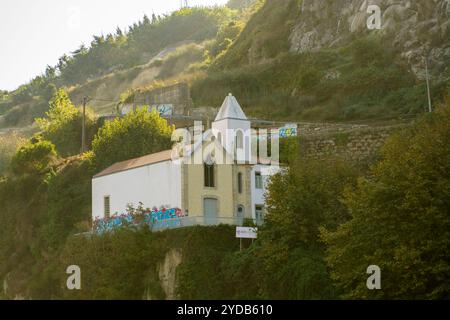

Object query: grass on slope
[192,35,448,122]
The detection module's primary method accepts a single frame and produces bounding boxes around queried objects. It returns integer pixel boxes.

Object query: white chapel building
[92,94,279,230]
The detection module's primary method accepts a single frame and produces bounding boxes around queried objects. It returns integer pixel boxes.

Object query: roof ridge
[93,149,173,179]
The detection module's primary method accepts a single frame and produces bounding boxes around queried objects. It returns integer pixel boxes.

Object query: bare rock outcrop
[290,0,450,79]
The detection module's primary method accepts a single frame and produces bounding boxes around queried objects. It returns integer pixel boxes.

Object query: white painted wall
[212,118,252,163]
[92,161,182,220]
[250,165,281,219]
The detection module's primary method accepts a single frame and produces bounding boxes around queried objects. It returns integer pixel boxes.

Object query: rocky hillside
[1,0,448,130]
[218,0,450,77]
[0,6,237,129]
[193,0,449,121]
[290,0,450,79]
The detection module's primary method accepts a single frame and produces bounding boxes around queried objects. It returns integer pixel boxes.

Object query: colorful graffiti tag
[150,104,173,116]
[279,124,298,138]
[93,207,186,233]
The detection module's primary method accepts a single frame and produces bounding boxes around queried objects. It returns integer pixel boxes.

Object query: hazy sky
[0,0,228,91]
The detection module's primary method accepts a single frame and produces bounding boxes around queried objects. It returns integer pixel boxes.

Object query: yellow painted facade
[181,141,252,221]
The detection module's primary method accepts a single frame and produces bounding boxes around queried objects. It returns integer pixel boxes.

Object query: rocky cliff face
[144,249,183,300]
[158,249,182,300]
[290,0,450,79]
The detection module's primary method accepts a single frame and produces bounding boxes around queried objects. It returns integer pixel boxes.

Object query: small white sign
[236,227,258,239]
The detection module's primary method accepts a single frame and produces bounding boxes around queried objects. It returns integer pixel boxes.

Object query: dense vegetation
[0,91,174,298]
[3,0,447,129]
[1,89,449,299]
[35,89,97,157]
[92,107,174,171]
[322,100,450,299]
[191,0,449,121]
[0,0,449,300]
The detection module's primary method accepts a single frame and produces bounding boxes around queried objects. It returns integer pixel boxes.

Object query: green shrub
[36,89,97,157]
[10,140,57,175]
[92,108,173,171]
[322,98,450,299]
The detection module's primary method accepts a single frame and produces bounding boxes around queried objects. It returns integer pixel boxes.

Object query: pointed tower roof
[214,93,247,121]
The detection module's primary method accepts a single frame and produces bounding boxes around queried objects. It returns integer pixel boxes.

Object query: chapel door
[203,198,218,226]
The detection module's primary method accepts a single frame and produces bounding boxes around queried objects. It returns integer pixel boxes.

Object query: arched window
[237,172,243,194]
[204,163,215,188]
[236,130,244,149]
[236,205,245,224]
[237,205,244,217]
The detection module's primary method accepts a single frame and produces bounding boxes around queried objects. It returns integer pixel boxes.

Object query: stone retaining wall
[299,124,409,162]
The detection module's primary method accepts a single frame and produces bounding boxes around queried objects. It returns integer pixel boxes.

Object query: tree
[264,157,358,248]
[36,89,96,157]
[322,98,450,299]
[41,155,93,250]
[142,14,150,25]
[92,108,174,171]
[44,65,56,79]
[10,140,57,175]
[249,156,358,299]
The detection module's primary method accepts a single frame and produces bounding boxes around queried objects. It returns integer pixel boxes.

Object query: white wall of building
[212,118,252,163]
[250,165,281,220]
[92,161,182,220]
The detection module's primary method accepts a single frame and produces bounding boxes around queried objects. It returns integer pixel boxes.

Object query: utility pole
[425,55,433,113]
[81,96,90,153]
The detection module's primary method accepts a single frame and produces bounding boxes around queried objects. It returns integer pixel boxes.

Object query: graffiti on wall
[93,207,186,233]
[279,123,298,138]
[150,104,173,116]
